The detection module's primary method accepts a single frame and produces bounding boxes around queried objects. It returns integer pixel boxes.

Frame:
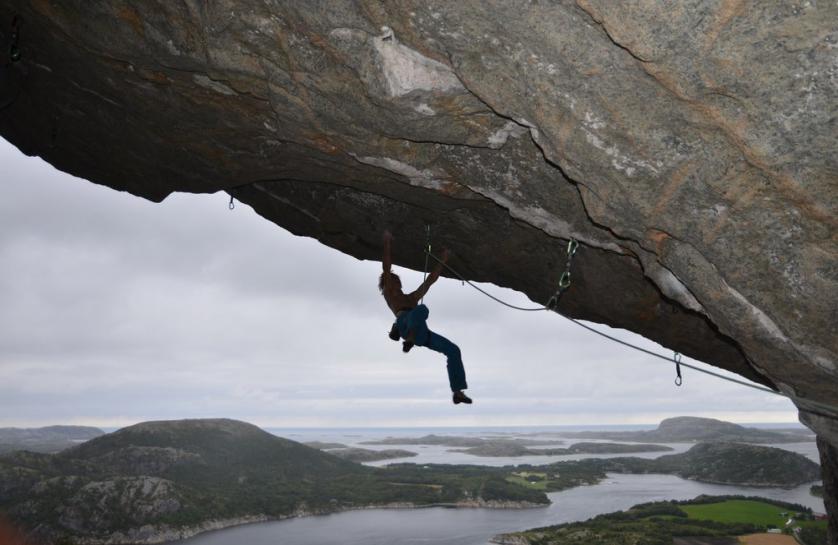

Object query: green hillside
[504,442,821,491]
[492,496,825,545]
[599,442,821,487]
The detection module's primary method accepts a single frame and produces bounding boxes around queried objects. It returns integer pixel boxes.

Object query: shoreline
[68,499,549,545]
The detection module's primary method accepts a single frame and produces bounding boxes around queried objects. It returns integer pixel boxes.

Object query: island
[328,447,418,462]
[360,434,564,448]
[556,416,815,444]
[302,442,418,462]
[451,441,673,457]
[302,441,348,449]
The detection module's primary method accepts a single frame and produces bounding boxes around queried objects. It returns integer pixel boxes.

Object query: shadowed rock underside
[0,0,835,537]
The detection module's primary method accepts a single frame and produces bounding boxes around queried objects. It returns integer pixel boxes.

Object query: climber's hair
[379,272,400,293]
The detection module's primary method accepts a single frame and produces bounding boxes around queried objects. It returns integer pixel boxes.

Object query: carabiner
[558,271,571,289]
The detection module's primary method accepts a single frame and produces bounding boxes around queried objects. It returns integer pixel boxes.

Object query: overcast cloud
[0,138,798,429]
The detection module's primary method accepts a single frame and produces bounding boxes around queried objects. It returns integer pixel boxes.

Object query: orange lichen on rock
[117,6,144,37]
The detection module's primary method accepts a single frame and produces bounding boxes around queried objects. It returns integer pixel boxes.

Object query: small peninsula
[603,442,822,487]
[492,496,825,545]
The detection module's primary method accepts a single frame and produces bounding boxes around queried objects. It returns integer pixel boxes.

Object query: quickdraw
[547,239,578,310]
[674,352,683,386]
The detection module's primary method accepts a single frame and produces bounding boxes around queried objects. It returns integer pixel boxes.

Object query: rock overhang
[0,0,835,526]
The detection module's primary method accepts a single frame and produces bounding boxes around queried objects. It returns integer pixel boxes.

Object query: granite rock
[0,0,835,526]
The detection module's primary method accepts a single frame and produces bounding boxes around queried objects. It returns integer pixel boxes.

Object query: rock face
[818,438,838,545]
[0,0,835,533]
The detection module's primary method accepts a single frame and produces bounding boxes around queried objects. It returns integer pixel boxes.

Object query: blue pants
[396,305,467,392]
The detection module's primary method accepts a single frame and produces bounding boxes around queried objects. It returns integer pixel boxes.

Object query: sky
[0,137,801,429]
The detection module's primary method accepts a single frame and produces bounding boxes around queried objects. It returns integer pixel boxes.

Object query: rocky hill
[0,419,546,544]
[560,417,814,444]
[0,426,104,454]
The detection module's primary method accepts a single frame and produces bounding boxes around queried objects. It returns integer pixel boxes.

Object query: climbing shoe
[402,340,414,353]
[388,323,400,341]
[452,391,472,405]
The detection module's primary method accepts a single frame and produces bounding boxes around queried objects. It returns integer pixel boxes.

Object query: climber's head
[379,272,401,294]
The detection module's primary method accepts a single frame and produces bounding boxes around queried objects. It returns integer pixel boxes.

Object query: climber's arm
[408,249,449,304]
[382,230,394,286]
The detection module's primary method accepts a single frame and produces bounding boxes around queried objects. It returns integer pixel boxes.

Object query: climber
[380,230,472,405]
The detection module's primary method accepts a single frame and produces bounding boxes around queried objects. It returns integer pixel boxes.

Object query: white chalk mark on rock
[414,103,436,116]
[372,27,464,97]
[724,281,790,344]
[650,266,705,313]
[581,111,661,177]
[487,121,529,149]
[353,155,449,191]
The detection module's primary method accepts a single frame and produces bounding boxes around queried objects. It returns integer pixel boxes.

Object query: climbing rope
[420,225,431,305]
[426,248,545,312]
[423,239,576,312]
[423,245,838,414]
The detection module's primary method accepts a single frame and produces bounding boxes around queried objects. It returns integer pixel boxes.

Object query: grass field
[678,500,827,545]
[681,500,793,526]
[506,472,549,490]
